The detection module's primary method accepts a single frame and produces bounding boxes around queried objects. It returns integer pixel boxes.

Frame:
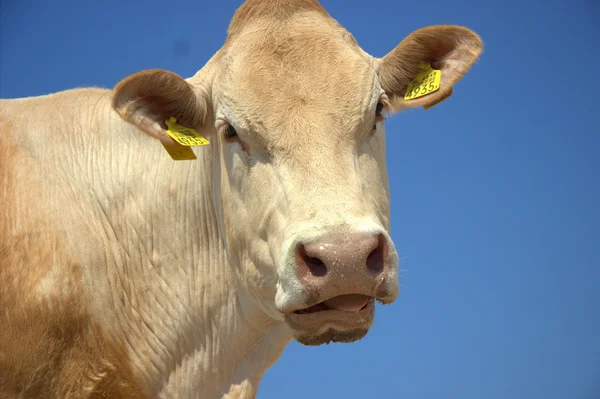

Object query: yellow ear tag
[404,62,441,101]
[161,142,198,160]
[162,117,209,160]
[165,117,210,146]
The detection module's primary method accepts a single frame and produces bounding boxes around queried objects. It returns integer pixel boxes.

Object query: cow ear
[378,25,482,111]
[112,69,210,144]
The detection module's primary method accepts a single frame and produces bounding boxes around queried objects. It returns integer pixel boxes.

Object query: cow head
[112,0,482,346]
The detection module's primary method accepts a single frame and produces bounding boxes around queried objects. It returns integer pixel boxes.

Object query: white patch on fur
[35,266,73,310]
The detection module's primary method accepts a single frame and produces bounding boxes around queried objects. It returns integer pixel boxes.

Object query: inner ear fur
[112,69,208,141]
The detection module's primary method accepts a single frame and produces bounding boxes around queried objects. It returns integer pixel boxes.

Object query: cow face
[113,2,482,346]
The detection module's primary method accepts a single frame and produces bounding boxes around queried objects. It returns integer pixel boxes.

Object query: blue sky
[1,0,598,398]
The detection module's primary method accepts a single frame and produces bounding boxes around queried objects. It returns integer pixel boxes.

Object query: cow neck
[93,106,291,397]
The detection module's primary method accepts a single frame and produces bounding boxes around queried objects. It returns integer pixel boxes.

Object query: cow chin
[283,299,375,346]
[293,328,370,346]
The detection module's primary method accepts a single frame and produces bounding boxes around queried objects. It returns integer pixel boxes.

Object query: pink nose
[295,232,388,290]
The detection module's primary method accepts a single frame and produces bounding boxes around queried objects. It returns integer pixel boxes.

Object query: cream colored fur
[0,0,482,397]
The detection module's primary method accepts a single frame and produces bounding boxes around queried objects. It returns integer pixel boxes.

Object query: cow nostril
[297,244,328,277]
[305,256,327,277]
[366,234,386,274]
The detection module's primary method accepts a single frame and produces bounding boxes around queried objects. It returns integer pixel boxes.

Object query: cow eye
[373,102,385,131]
[224,124,238,140]
[376,102,384,117]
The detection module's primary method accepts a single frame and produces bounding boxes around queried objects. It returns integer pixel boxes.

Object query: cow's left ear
[112,69,210,144]
[378,25,483,111]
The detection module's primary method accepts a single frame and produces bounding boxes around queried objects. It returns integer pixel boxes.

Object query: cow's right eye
[224,124,238,140]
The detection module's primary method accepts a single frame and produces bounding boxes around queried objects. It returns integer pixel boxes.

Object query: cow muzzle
[276,227,399,345]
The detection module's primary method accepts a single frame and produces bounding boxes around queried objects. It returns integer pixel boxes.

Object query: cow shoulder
[0,94,147,398]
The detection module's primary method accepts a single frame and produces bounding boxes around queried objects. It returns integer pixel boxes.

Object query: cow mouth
[285,294,376,345]
[292,294,373,315]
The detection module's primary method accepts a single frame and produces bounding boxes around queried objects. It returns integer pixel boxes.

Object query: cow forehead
[215,21,379,139]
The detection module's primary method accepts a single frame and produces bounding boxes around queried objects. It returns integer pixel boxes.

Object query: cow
[0,0,482,397]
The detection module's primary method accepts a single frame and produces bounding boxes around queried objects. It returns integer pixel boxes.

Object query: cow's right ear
[112,69,210,144]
